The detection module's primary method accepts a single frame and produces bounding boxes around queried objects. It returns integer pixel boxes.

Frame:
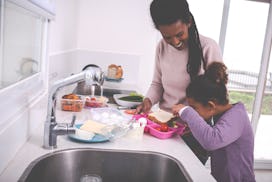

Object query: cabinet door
[0,0,46,88]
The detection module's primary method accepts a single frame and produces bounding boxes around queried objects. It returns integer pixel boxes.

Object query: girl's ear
[207,101,216,113]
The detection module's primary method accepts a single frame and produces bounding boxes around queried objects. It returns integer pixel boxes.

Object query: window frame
[219,0,272,169]
[0,0,51,128]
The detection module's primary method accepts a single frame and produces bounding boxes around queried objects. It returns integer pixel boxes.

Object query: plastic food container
[84,96,108,108]
[147,123,176,139]
[133,114,185,139]
[89,107,132,125]
[125,122,145,140]
[88,108,134,140]
[61,98,84,112]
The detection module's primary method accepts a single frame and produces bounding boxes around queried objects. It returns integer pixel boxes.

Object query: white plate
[113,94,142,108]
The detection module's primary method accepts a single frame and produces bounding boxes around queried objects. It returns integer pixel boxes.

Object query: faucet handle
[94,70,105,85]
[99,71,105,85]
[70,114,76,127]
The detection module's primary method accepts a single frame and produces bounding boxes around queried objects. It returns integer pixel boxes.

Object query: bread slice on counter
[80,120,107,135]
[148,109,175,123]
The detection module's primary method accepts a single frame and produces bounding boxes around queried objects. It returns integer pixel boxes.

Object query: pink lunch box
[133,114,185,139]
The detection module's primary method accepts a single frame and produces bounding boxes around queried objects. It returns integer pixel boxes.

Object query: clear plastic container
[125,122,145,140]
[60,98,84,112]
[87,108,134,140]
[84,96,108,108]
[89,107,131,125]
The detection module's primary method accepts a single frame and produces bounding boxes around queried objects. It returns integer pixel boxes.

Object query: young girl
[172,62,255,182]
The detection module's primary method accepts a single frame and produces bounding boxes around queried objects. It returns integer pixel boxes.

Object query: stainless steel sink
[18,148,191,182]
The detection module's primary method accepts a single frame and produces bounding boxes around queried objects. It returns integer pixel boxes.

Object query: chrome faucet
[43,68,105,149]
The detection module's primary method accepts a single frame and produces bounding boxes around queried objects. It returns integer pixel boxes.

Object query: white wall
[48,0,79,53]
[76,0,154,54]
[76,0,157,93]
[48,0,79,82]
[48,0,158,94]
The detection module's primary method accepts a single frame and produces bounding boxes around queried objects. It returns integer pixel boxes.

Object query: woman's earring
[211,116,214,126]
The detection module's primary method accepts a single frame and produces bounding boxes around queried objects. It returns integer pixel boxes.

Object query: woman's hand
[136,98,152,114]
[172,104,186,116]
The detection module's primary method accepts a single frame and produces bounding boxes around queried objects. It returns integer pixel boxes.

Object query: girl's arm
[178,107,245,151]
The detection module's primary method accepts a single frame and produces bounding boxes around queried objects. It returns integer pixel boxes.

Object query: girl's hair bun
[205,62,228,85]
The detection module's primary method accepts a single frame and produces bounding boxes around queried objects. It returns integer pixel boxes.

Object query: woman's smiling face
[158,20,190,50]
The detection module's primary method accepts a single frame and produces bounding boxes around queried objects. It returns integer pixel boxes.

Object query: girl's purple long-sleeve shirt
[179,102,255,182]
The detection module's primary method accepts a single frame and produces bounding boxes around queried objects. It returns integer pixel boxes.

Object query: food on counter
[62,93,80,100]
[85,96,108,108]
[148,123,174,139]
[107,64,123,79]
[75,128,95,140]
[61,93,83,112]
[118,95,143,102]
[80,120,107,135]
[158,123,170,132]
[129,92,144,97]
[148,109,175,124]
[113,93,143,108]
[124,109,137,115]
[153,122,170,132]
[167,120,179,128]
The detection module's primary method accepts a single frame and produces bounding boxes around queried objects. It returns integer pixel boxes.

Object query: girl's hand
[136,98,152,114]
[172,104,186,116]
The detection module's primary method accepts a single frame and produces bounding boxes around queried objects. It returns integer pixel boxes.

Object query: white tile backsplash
[74,50,141,85]
[49,49,141,91]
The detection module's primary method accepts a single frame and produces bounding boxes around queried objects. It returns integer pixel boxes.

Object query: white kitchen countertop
[0,104,216,182]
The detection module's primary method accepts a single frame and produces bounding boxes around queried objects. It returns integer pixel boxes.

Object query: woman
[172,62,255,182]
[136,0,222,164]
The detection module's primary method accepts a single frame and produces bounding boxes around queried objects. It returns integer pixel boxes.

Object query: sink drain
[80,174,102,182]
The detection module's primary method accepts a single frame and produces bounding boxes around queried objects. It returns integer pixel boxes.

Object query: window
[190,0,272,167]
[222,0,272,163]
[0,0,53,128]
[254,47,272,161]
[0,1,45,89]
[189,0,224,43]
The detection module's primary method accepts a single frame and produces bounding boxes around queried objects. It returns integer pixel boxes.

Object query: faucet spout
[43,68,104,149]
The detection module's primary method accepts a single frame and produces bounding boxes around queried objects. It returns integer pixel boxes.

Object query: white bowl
[113,94,142,108]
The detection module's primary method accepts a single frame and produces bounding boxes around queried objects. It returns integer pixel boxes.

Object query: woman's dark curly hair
[150,0,205,79]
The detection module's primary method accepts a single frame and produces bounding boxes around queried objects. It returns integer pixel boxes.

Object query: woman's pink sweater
[146,35,223,112]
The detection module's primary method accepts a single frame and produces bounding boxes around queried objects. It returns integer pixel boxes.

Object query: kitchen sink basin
[18,148,191,182]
